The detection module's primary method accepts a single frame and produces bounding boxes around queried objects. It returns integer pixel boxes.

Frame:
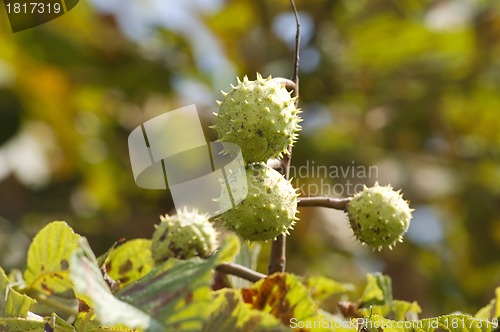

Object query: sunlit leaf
[228,241,261,289]
[302,275,354,303]
[391,300,422,321]
[360,273,392,307]
[315,309,358,332]
[475,287,500,321]
[358,300,422,322]
[358,274,420,321]
[46,313,77,332]
[74,312,137,332]
[104,239,154,289]
[70,237,154,331]
[0,266,35,317]
[214,233,241,265]
[241,273,318,328]
[115,256,214,331]
[24,221,80,296]
[109,234,240,330]
[201,289,289,332]
[0,317,46,332]
[363,313,497,332]
[0,313,75,332]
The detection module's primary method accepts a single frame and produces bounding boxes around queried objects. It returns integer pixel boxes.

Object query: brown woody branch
[298,196,350,210]
[268,0,301,275]
[216,262,266,283]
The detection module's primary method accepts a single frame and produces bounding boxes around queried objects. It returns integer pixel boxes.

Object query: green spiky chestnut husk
[347,182,413,251]
[217,164,298,241]
[151,208,218,262]
[214,73,301,163]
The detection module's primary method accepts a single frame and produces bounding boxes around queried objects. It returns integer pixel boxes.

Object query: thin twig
[290,0,300,87]
[216,262,267,283]
[268,0,301,275]
[298,197,350,210]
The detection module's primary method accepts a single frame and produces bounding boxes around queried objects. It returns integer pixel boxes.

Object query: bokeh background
[0,0,499,317]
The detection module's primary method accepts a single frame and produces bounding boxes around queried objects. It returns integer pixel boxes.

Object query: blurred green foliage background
[0,0,499,318]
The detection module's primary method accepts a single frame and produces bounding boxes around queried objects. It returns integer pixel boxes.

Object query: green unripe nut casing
[218,164,299,241]
[214,74,301,163]
[347,182,412,251]
[151,208,218,262]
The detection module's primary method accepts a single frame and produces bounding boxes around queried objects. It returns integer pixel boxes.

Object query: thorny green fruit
[151,208,218,262]
[347,182,413,251]
[217,164,299,241]
[213,73,302,163]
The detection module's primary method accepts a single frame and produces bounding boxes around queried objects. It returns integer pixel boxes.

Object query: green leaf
[24,221,81,296]
[46,313,77,332]
[241,273,359,331]
[359,273,422,321]
[115,256,214,331]
[241,273,319,328]
[73,234,221,331]
[214,233,240,265]
[302,275,355,303]
[96,239,123,269]
[104,239,154,289]
[0,266,36,317]
[0,313,75,332]
[228,241,261,289]
[391,300,421,321]
[110,236,240,330]
[476,287,500,321]
[315,309,358,332]
[363,313,497,332]
[74,312,137,332]
[201,289,289,332]
[359,300,421,322]
[0,317,46,332]
[360,273,393,307]
[358,274,420,321]
[70,237,154,331]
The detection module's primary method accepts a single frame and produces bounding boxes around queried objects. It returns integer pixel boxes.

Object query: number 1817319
[6,2,62,14]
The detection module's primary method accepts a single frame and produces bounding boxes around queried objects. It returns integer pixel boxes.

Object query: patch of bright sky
[425,0,475,31]
[88,1,322,101]
[300,102,333,133]
[406,205,444,246]
[0,122,53,188]
[272,11,320,72]
[88,0,236,105]
[272,11,314,47]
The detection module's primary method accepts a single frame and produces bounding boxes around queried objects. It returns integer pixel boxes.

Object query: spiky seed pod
[213,73,302,164]
[217,164,299,241]
[151,208,218,263]
[347,182,413,251]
